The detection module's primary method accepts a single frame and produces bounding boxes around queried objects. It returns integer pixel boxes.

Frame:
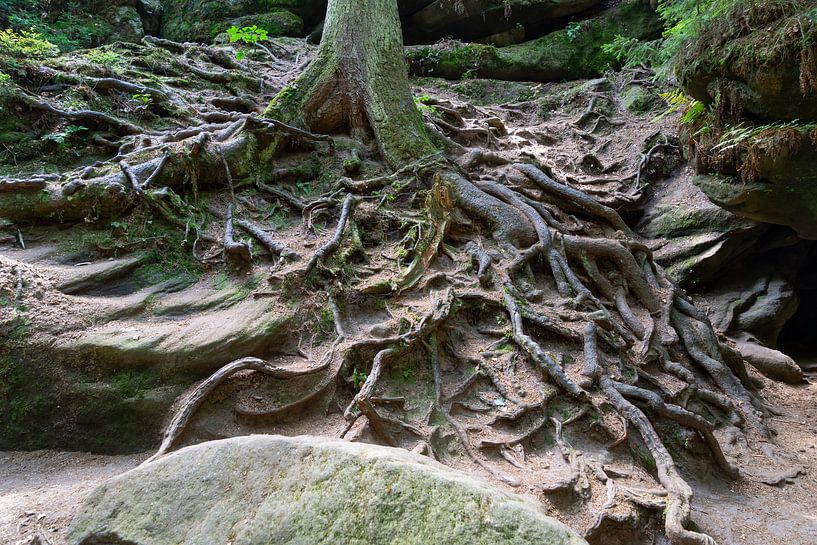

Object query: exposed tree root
[144,356,331,465]
[304,194,356,275]
[3,27,789,545]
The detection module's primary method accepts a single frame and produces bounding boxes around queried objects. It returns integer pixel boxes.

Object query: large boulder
[407,0,662,82]
[678,4,817,239]
[159,0,326,42]
[692,129,817,240]
[678,5,817,123]
[0,253,294,453]
[637,171,767,288]
[0,0,162,51]
[69,435,588,545]
[402,0,601,45]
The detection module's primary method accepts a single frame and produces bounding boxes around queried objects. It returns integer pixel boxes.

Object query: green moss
[621,85,654,113]
[112,370,155,399]
[232,11,303,37]
[161,0,313,42]
[677,1,817,121]
[408,0,661,82]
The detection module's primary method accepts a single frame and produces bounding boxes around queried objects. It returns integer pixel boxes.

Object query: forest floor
[2,49,816,544]
[1,372,814,545]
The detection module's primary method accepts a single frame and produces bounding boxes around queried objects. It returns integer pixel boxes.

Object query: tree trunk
[267,0,537,247]
[267,0,436,169]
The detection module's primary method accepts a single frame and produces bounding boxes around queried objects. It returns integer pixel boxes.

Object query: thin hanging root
[611,381,739,478]
[223,204,253,265]
[599,373,716,545]
[429,333,520,487]
[144,356,330,464]
[13,266,23,303]
[304,193,355,275]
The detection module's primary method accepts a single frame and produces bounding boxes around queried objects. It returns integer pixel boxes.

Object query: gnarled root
[144,356,331,464]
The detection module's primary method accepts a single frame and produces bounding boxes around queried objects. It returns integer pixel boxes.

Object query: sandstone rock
[693,132,817,240]
[678,6,817,123]
[402,0,600,45]
[408,0,661,82]
[637,171,766,288]
[160,0,325,42]
[732,338,803,384]
[69,435,588,545]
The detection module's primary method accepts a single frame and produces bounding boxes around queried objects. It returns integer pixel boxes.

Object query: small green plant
[42,124,87,149]
[295,181,313,196]
[565,21,582,42]
[227,25,269,60]
[401,367,415,383]
[633,445,658,473]
[112,370,153,399]
[601,35,660,68]
[712,120,817,152]
[0,28,59,59]
[414,94,437,114]
[654,89,705,125]
[351,367,368,389]
[131,92,152,107]
[84,49,120,66]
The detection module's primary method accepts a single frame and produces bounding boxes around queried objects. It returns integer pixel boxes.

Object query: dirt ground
[0,450,144,545]
[691,376,817,545]
[1,375,815,545]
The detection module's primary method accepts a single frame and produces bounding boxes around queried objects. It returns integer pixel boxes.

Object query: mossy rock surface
[407,0,660,82]
[0,0,149,51]
[69,435,588,545]
[232,10,304,37]
[159,0,324,42]
[402,0,601,45]
[620,84,654,114]
[678,4,817,122]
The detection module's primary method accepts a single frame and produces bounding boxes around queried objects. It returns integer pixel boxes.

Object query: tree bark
[266,0,537,247]
[267,0,436,169]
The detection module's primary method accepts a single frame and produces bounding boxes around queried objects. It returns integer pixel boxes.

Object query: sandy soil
[0,450,145,545]
[691,377,817,545]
